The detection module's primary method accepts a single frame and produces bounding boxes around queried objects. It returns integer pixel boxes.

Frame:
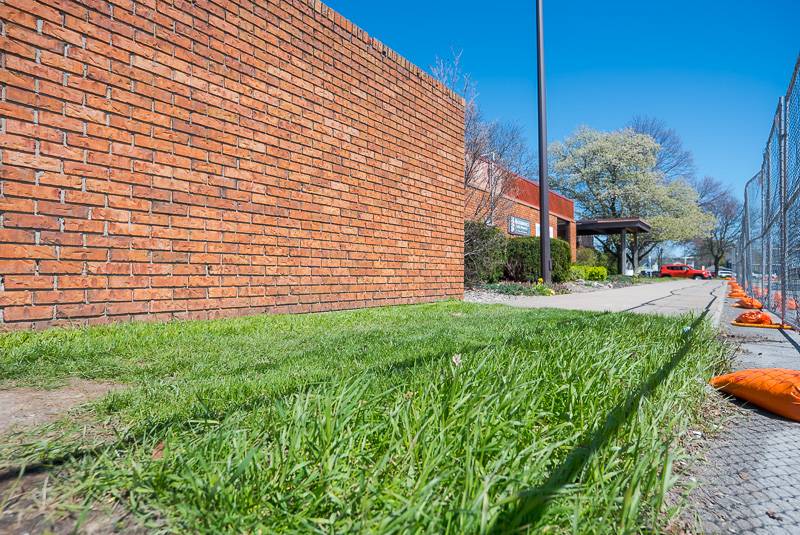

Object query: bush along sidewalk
[571,265,609,281]
[505,236,572,283]
[463,223,572,289]
[464,221,507,286]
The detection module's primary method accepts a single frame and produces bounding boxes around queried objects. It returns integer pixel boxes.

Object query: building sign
[508,216,531,236]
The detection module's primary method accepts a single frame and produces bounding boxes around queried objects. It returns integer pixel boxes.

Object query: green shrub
[464,221,507,286]
[570,265,608,281]
[575,247,599,266]
[599,251,620,276]
[551,238,571,282]
[505,237,571,283]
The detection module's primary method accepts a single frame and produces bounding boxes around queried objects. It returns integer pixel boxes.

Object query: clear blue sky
[324,0,799,191]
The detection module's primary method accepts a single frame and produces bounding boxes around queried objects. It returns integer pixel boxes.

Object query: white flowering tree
[550,126,715,265]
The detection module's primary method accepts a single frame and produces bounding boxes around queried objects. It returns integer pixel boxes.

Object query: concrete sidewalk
[689,301,800,534]
[466,279,725,318]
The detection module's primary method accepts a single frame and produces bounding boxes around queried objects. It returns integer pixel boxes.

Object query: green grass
[0,301,726,533]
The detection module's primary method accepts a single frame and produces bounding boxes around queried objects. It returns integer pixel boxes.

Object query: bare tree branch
[690,178,742,273]
[629,116,695,181]
[432,51,534,224]
[692,175,730,211]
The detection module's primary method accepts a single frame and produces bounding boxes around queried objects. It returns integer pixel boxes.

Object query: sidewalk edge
[709,281,726,328]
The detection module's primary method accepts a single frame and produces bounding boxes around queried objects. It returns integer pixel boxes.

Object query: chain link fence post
[780,96,788,325]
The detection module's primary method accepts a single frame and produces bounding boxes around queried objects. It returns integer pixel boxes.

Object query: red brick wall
[0,0,465,329]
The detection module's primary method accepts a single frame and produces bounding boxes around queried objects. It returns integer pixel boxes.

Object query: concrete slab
[690,298,800,534]
[466,279,724,317]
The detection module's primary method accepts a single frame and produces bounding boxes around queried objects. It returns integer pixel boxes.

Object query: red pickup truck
[659,264,712,279]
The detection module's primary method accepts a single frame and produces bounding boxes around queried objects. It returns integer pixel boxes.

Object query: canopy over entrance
[576,218,652,274]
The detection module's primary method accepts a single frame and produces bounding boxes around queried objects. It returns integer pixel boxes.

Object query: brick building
[465,160,577,259]
[0,0,465,329]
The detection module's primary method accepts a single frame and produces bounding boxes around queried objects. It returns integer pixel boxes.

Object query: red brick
[3,275,55,290]
[0,260,36,274]
[59,276,107,289]
[4,213,61,230]
[38,261,84,274]
[87,262,131,275]
[0,133,36,152]
[133,288,172,300]
[0,229,36,243]
[107,301,149,315]
[108,276,148,288]
[39,231,83,246]
[56,303,106,319]
[88,289,133,302]
[3,305,53,322]
[38,202,91,218]
[0,196,36,213]
[0,245,57,259]
[0,102,36,122]
[3,151,63,172]
[33,290,85,305]
[65,190,106,206]
[61,247,109,261]
[0,291,32,306]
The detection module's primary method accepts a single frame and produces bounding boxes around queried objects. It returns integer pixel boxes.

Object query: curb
[709,281,727,328]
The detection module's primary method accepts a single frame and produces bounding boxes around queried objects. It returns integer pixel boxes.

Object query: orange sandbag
[773,297,798,311]
[772,292,798,309]
[728,292,747,298]
[736,297,762,309]
[735,311,773,325]
[710,368,800,421]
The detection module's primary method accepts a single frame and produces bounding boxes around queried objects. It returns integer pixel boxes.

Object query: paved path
[690,301,800,534]
[466,279,724,318]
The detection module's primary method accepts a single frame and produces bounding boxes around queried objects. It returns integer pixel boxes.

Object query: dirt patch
[0,380,147,533]
[0,379,122,436]
[0,468,148,534]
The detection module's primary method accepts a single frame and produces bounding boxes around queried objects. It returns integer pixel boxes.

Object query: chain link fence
[735,57,800,326]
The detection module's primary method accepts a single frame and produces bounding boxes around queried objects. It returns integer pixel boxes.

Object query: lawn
[0,301,726,533]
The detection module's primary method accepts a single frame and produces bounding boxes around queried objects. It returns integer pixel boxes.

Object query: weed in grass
[0,302,727,533]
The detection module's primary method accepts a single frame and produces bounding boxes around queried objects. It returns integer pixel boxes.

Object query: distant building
[464,159,577,260]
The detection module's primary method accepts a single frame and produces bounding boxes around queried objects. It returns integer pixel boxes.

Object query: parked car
[638,267,657,277]
[716,268,734,279]
[659,264,712,279]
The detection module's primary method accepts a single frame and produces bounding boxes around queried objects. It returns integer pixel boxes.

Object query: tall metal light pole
[536,0,551,282]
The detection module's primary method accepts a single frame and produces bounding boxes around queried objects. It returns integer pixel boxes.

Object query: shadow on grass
[490,310,710,533]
